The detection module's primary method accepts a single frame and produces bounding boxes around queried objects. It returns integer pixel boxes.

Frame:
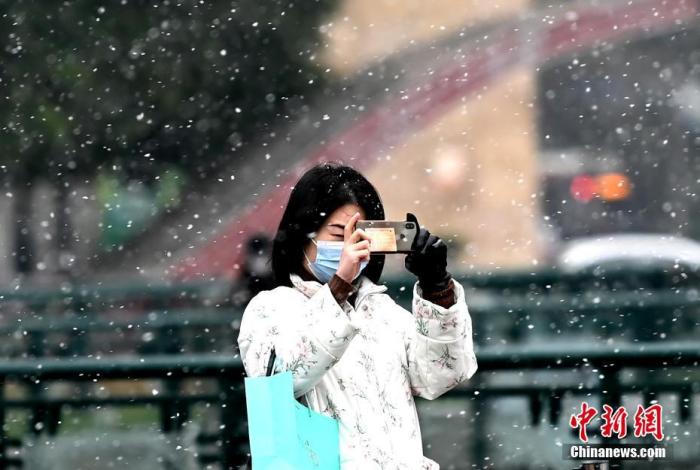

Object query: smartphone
[356,220,419,253]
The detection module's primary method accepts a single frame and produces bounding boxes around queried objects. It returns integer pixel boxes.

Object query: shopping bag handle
[265,348,277,376]
[244,347,278,470]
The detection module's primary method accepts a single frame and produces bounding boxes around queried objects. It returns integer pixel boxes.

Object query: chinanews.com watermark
[564,401,672,462]
[564,444,671,461]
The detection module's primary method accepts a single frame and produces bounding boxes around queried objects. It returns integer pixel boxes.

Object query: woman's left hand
[404,213,451,292]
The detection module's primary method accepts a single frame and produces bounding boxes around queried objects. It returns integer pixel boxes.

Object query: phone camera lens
[405,223,414,229]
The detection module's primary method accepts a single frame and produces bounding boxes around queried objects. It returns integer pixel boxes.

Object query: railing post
[159,379,188,433]
[549,391,562,425]
[471,395,489,469]
[46,405,61,435]
[0,376,5,470]
[599,364,622,470]
[220,376,247,470]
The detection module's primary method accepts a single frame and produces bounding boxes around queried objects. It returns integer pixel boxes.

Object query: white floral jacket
[237,273,478,469]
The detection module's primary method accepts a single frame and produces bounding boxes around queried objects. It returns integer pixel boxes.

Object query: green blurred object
[96,167,186,250]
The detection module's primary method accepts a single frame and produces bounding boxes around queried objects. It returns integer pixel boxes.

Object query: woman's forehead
[325,204,364,225]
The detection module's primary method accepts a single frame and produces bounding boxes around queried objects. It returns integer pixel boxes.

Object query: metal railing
[0,267,697,468]
[0,354,246,469]
[0,342,697,468]
[1,266,697,358]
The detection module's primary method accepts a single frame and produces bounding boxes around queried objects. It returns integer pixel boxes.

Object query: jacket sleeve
[403,279,478,400]
[237,285,361,398]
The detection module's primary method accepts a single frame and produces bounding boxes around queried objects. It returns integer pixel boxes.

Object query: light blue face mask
[304,239,368,284]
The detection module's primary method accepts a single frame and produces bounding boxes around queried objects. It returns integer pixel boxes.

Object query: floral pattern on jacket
[237,273,478,470]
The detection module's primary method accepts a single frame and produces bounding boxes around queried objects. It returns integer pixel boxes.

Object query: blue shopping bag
[244,349,341,470]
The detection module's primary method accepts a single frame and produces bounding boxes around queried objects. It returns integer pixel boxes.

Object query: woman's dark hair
[271,162,385,287]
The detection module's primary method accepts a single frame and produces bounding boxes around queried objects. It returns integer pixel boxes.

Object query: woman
[237,163,478,469]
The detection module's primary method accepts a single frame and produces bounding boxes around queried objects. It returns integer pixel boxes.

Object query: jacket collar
[289,273,388,303]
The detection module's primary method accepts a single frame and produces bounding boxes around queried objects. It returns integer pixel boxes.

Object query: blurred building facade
[321,0,543,272]
[2,0,699,282]
[316,0,700,274]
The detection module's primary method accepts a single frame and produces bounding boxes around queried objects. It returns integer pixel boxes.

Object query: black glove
[404,213,451,293]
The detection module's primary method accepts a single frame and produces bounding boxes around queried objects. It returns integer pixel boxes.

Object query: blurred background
[0,0,699,469]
